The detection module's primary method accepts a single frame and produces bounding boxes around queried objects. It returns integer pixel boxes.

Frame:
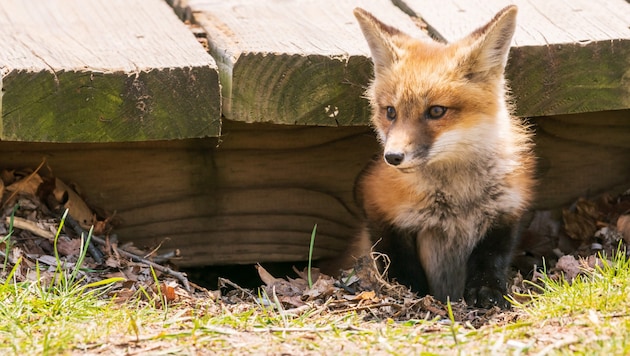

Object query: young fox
[349,6,535,308]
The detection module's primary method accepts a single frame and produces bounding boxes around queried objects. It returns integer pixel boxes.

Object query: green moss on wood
[508,40,630,117]
[1,67,221,142]
[231,54,373,126]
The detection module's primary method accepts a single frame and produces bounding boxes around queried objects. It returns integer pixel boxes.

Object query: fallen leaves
[0,162,194,308]
[515,189,630,289]
[249,254,505,328]
[2,160,630,332]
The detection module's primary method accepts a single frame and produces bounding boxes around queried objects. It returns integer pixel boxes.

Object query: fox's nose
[384,152,404,166]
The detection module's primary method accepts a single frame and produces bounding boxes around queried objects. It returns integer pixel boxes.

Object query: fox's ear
[354,8,402,75]
[460,5,518,79]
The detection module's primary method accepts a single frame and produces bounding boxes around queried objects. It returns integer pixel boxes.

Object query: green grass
[2,251,630,355]
[2,210,630,354]
[505,251,630,355]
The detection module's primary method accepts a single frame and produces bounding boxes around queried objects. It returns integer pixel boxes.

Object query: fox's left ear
[460,5,518,80]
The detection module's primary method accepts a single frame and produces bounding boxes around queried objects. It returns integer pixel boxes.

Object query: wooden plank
[187,0,428,125]
[0,110,628,266]
[0,0,221,142]
[0,121,377,266]
[532,109,630,209]
[400,0,630,116]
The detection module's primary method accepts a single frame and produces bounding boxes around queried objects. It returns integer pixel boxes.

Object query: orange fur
[343,6,536,307]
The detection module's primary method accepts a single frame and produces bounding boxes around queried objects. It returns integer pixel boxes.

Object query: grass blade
[307,224,317,289]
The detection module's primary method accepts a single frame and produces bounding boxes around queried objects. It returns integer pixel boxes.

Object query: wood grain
[188,0,428,125]
[0,109,628,266]
[400,0,630,116]
[0,120,377,266]
[0,0,221,142]
[532,110,630,209]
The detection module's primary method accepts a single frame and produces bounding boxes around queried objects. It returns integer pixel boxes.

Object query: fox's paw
[464,286,511,309]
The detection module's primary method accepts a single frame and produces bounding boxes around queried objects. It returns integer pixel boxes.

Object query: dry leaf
[105,271,127,280]
[56,238,83,256]
[112,289,136,304]
[562,198,599,241]
[286,276,309,291]
[293,266,321,284]
[353,290,378,301]
[0,169,15,186]
[6,172,43,196]
[160,282,177,301]
[278,295,306,308]
[105,256,121,268]
[37,255,75,269]
[554,255,581,282]
[53,178,95,229]
[617,214,630,243]
[304,275,336,299]
[256,264,281,286]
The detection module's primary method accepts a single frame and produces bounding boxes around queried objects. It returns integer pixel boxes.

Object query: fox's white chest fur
[347,5,535,308]
[370,148,525,245]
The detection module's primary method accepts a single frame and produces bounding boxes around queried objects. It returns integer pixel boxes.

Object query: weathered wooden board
[0,121,377,266]
[187,0,428,125]
[0,110,628,266]
[0,0,221,142]
[532,110,630,209]
[401,0,630,116]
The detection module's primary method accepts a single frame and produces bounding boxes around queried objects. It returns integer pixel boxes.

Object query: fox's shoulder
[356,158,429,227]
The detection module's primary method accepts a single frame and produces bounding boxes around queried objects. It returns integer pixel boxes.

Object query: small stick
[6,217,55,240]
[152,250,180,264]
[60,213,104,264]
[90,234,192,293]
[218,277,256,300]
[62,213,192,293]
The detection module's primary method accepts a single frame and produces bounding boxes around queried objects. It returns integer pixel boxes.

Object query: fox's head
[354,6,518,171]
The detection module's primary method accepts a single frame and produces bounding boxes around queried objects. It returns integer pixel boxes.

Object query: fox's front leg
[367,223,431,296]
[465,221,520,309]
[416,231,475,303]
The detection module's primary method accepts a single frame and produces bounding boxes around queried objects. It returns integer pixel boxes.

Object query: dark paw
[465,286,511,309]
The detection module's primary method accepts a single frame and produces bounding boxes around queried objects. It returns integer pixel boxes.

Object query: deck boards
[189,0,428,125]
[186,0,630,121]
[1,0,629,267]
[0,0,221,142]
[396,0,630,116]
[2,0,628,138]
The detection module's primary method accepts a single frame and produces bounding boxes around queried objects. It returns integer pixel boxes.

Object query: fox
[345,6,535,308]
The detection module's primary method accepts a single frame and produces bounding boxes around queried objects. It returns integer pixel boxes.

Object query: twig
[252,324,371,333]
[7,217,55,240]
[91,234,192,293]
[61,213,192,293]
[328,301,402,314]
[6,217,55,240]
[534,336,580,356]
[218,277,256,300]
[152,249,180,264]
[62,213,104,264]
[253,326,333,333]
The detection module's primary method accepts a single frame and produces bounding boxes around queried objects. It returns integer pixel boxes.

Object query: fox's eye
[426,106,447,119]
[385,106,397,121]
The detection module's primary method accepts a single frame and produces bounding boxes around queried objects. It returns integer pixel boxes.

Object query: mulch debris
[1,162,628,327]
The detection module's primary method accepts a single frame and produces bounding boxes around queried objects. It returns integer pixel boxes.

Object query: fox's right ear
[354,8,402,75]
